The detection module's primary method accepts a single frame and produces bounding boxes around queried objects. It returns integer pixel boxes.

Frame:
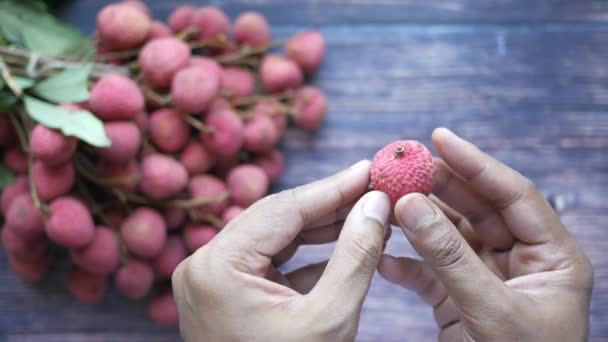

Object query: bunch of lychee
[0,0,327,327]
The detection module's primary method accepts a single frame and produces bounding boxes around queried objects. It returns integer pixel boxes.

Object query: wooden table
[2,1,607,341]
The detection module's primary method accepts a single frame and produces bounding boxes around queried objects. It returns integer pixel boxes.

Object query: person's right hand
[379,128,593,341]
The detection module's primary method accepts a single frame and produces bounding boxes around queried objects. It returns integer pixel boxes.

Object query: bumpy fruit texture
[33,160,75,201]
[4,147,28,173]
[222,206,244,225]
[234,12,271,47]
[221,67,256,99]
[1,225,48,261]
[99,121,141,164]
[189,57,223,78]
[253,149,284,184]
[370,140,437,205]
[243,115,279,153]
[88,74,144,120]
[180,139,215,175]
[183,225,218,252]
[191,6,230,41]
[188,175,229,216]
[163,207,186,230]
[30,125,77,166]
[152,236,186,278]
[139,154,188,200]
[5,194,44,240]
[97,3,151,50]
[171,66,220,114]
[98,160,140,191]
[68,268,108,304]
[168,5,195,33]
[148,21,172,40]
[71,227,120,276]
[9,254,49,283]
[0,115,16,147]
[293,86,328,130]
[45,196,95,248]
[121,207,167,259]
[227,164,269,207]
[286,31,325,74]
[115,259,154,300]
[149,108,189,153]
[201,110,245,157]
[1,176,29,214]
[251,98,288,136]
[148,289,179,327]
[139,38,191,89]
[261,54,303,93]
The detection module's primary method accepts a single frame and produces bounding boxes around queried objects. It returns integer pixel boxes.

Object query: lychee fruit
[221,67,256,99]
[168,5,195,33]
[163,207,186,230]
[139,154,188,200]
[148,289,179,327]
[201,109,245,157]
[121,207,167,259]
[152,236,187,279]
[97,3,151,50]
[68,268,108,304]
[227,164,269,208]
[134,111,149,133]
[0,116,16,147]
[208,97,233,113]
[98,160,140,191]
[370,140,437,205]
[251,98,288,136]
[171,66,220,114]
[188,175,229,216]
[1,176,29,214]
[243,115,279,153]
[292,86,328,130]
[148,108,189,153]
[121,0,151,17]
[1,225,48,261]
[115,259,154,300]
[222,206,244,226]
[98,121,141,164]
[260,54,303,93]
[45,196,95,248]
[189,56,223,79]
[148,20,173,40]
[71,226,120,276]
[4,147,28,173]
[9,253,49,283]
[253,149,284,184]
[191,6,230,41]
[234,12,271,47]
[179,139,216,175]
[5,194,44,240]
[139,38,191,89]
[30,125,78,166]
[33,160,75,201]
[183,225,218,252]
[88,74,144,121]
[286,31,325,74]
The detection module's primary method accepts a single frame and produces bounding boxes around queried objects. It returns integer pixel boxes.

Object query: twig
[75,179,113,227]
[166,191,230,209]
[184,115,214,133]
[7,112,28,152]
[26,139,49,215]
[0,57,22,96]
[141,85,172,106]
[188,210,224,228]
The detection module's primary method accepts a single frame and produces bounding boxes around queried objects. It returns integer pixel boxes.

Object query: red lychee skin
[171,66,220,114]
[4,147,28,173]
[370,140,437,205]
[234,12,271,47]
[213,153,240,179]
[70,227,120,276]
[98,121,141,164]
[221,67,256,99]
[9,254,49,283]
[139,154,189,200]
[201,110,245,157]
[261,54,303,93]
[5,194,44,240]
[179,139,216,175]
[115,259,154,300]
[88,74,144,121]
[0,115,16,147]
[33,161,75,201]
[30,125,78,166]
[183,225,218,252]
[208,97,233,113]
[152,236,187,279]
[1,225,48,261]
[148,21,173,40]
[286,31,325,74]
[121,0,151,17]
[227,164,270,208]
[148,289,179,327]
[98,160,140,192]
[1,176,29,214]
[222,206,244,226]
[68,268,108,304]
[45,196,95,248]
[191,6,230,41]
[134,111,149,133]
[243,115,280,153]
[292,86,328,130]
[149,108,189,153]
[189,57,223,79]
[163,207,186,230]
[253,149,285,184]
[97,3,151,50]
[139,38,191,89]
[188,175,229,216]
[121,207,167,259]
[168,5,195,33]
[251,98,288,136]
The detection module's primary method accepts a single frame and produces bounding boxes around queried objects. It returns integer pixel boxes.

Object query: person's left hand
[172,160,391,342]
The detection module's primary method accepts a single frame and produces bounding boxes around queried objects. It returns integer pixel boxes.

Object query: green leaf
[0,90,17,111]
[23,95,110,147]
[13,76,34,89]
[33,65,91,103]
[0,162,14,189]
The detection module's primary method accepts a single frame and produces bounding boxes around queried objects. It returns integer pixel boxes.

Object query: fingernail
[362,191,390,226]
[399,194,436,231]
[349,159,370,170]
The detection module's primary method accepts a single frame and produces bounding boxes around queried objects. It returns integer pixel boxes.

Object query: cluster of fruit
[0,0,326,326]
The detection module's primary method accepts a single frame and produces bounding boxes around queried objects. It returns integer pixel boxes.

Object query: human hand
[379,128,593,341]
[172,161,392,341]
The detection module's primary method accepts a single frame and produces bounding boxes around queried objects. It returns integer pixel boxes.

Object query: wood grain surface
[1,0,607,341]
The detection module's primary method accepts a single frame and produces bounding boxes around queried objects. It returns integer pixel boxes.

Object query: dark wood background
[1,0,607,341]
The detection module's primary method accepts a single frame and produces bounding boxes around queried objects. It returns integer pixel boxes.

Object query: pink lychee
[227,164,269,208]
[139,38,191,89]
[201,109,244,157]
[286,31,325,73]
[260,54,303,93]
[139,154,189,200]
[88,74,144,121]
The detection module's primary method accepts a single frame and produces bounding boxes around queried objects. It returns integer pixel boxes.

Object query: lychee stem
[0,57,22,96]
[166,191,230,209]
[184,115,214,133]
[141,85,171,106]
[187,210,223,228]
[395,146,405,156]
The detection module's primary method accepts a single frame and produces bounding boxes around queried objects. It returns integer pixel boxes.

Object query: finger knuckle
[346,233,383,268]
[429,229,467,269]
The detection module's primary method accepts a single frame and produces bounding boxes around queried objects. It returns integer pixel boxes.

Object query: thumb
[311,191,390,309]
[394,193,507,309]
